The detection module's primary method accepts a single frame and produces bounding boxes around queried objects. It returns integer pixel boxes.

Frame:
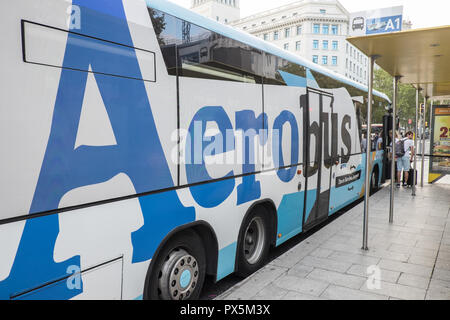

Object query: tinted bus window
[149,8,180,76]
[149,8,264,83]
[263,54,306,86]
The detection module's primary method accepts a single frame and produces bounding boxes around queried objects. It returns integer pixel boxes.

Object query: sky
[169,0,450,29]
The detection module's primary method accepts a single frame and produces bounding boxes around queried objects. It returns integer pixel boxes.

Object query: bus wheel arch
[143,221,218,300]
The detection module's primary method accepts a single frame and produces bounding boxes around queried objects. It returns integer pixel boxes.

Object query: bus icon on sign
[352,17,365,31]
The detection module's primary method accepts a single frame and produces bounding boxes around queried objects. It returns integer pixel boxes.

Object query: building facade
[190,0,413,86]
[230,0,370,85]
[191,0,241,25]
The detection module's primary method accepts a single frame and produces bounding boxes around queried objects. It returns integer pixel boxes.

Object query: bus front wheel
[146,230,206,300]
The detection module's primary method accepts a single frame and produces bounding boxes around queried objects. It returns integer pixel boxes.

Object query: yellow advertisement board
[430,106,450,177]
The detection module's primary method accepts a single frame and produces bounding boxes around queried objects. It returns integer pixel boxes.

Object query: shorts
[397,155,411,172]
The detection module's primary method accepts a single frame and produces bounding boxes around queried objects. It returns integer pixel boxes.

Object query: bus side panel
[262,85,306,246]
[0,183,151,300]
[1,0,179,219]
[177,77,264,280]
[0,0,189,300]
[328,88,365,216]
[0,0,71,221]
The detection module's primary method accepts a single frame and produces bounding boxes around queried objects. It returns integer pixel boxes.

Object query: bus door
[302,88,334,231]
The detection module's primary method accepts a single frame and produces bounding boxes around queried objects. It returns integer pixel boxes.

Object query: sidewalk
[217,162,450,300]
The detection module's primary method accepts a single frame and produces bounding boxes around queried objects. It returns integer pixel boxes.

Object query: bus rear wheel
[370,169,379,194]
[236,206,270,277]
[146,230,206,300]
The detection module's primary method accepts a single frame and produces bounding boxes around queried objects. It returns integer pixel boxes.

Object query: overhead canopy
[347,25,450,98]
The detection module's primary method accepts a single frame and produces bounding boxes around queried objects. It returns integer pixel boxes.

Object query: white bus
[0,0,390,300]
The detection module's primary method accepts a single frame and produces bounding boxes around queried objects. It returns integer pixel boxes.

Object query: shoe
[396,183,401,188]
[402,183,407,187]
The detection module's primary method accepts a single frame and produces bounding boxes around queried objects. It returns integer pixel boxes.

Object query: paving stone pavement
[217,166,450,300]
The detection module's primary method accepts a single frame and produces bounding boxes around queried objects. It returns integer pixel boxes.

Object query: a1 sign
[349,6,403,37]
[366,15,403,35]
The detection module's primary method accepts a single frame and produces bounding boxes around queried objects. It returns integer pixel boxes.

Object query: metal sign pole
[421,96,428,187]
[412,88,420,196]
[363,55,376,251]
[389,76,400,224]
[429,100,434,181]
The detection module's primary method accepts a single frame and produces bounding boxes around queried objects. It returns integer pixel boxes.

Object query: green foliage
[373,67,425,130]
[148,8,167,46]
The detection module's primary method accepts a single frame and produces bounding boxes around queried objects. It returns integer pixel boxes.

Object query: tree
[373,67,424,131]
[148,8,167,46]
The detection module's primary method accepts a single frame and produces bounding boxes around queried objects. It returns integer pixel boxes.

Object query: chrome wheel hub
[243,217,266,265]
[159,249,199,300]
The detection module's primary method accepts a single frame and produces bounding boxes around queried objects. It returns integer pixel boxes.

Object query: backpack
[395,139,406,158]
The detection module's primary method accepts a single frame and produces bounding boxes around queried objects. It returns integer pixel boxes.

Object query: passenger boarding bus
[0,0,390,300]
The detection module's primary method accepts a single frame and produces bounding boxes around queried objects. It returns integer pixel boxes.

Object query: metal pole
[363,55,376,251]
[429,99,434,183]
[412,88,420,196]
[389,76,400,224]
[420,96,428,187]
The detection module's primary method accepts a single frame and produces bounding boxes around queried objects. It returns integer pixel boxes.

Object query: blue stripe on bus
[276,191,305,246]
[217,242,237,281]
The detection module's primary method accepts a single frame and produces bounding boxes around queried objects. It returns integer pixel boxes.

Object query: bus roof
[146,0,391,104]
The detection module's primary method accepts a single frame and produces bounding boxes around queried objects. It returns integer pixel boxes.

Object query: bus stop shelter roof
[347,25,450,98]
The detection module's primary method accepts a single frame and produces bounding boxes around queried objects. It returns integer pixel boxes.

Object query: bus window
[149,9,264,83]
[263,55,306,86]
[149,8,180,76]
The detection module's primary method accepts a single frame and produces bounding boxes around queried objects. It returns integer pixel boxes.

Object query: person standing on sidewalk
[396,131,415,188]
[388,130,399,184]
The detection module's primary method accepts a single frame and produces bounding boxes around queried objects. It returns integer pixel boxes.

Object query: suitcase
[402,168,417,186]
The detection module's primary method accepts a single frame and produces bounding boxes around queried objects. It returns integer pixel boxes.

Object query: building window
[320,9,326,14]
[296,25,302,35]
[284,43,289,50]
[332,56,338,65]
[323,40,328,50]
[346,58,348,69]
[274,31,279,40]
[285,27,290,38]
[322,24,329,34]
[296,41,301,51]
[332,40,338,50]
[264,33,269,41]
[331,25,338,35]
[313,24,320,34]
[313,55,318,64]
[313,40,319,49]
[322,56,328,65]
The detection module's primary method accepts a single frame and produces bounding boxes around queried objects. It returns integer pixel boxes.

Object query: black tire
[145,229,206,300]
[236,206,271,277]
[370,169,378,195]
